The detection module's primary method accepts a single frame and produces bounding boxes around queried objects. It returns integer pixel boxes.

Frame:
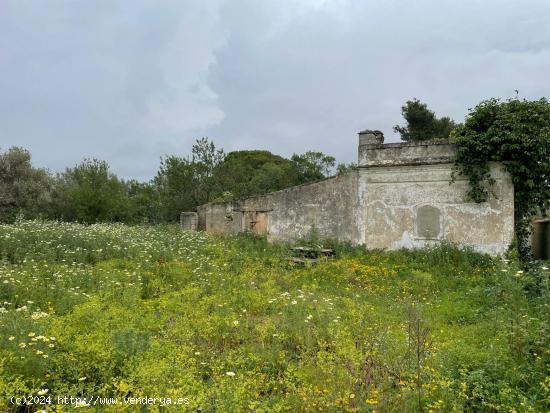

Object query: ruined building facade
[182,131,515,255]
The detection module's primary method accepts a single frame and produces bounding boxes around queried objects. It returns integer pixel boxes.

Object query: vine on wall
[451,98,550,259]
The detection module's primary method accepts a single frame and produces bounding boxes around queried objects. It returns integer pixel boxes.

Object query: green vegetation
[0,221,548,412]
[53,159,135,224]
[3,96,547,230]
[153,137,227,222]
[289,151,336,185]
[0,140,344,225]
[393,98,457,141]
[0,147,54,223]
[451,98,550,259]
[213,150,298,201]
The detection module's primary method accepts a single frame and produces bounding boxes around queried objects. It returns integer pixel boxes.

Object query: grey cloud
[205,0,550,165]
[1,0,549,179]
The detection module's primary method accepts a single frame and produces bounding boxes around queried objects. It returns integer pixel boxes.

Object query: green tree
[154,138,225,221]
[54,159,134,223]
[153,140,342,217]
[0,146,53,222]
[336,162,358,175]
[154,156,197,221]
[451,97,550,259]
[291,151,336,184]
[394,98,457,141]
[213,150,298,200]
[126,180,163,224]
[191,137,226,204]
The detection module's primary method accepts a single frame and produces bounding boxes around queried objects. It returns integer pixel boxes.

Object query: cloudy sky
[1,0,549,180]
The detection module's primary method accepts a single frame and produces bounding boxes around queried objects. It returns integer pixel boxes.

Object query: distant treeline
[0,98,471,225]
[0,139,357,224]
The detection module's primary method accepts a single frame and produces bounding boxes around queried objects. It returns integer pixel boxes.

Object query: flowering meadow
[0,221,548,412]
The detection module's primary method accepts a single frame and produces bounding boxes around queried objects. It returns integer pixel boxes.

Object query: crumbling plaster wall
[192,132,515,255]
[197,202,243,234]
[196,172,361,243]
[180,211,198,231]
[247,172,360,243]
[360,162,514,255]
[357,133,514,255]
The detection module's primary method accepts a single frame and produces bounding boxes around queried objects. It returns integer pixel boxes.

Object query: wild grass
[0,221,548,412]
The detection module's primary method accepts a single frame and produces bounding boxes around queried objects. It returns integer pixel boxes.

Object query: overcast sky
[1,0,549,180]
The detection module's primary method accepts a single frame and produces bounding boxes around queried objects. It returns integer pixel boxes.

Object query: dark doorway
[532,219,550,260]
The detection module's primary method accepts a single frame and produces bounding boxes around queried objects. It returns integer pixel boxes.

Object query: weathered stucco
[197,172,361,244]
[180,212,198,231]
[360,162,514,255]
[187,130,515,255]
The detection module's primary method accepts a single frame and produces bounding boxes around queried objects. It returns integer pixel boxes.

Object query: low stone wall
[196,172,361,244]
[244,172,360,243]
[180,212,198,231]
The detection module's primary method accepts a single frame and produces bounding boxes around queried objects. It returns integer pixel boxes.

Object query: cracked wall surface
[360,162,514,255]
[197,172,361,244]
[191,134,515,255]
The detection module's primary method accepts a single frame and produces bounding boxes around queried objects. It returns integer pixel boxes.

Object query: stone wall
[180,212,198,231]
[188,130,516,255]
[360,162,514,255]
[357,132,514,254]
[197,172,361,244]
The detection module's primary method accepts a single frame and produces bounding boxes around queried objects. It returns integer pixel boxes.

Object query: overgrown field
[0,221,548,412]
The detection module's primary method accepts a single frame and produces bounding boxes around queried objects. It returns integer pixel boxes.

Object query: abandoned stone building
[182,130,521,256]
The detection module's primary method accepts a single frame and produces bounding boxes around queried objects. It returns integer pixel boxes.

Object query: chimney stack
[358,129,384,166]
[358,129,384,145]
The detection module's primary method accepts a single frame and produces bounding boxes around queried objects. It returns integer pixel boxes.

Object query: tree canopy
[0,147,53,222]
[394,98,457,141]
[54,159,134,223]
[290,151,336,184]
[0,138,342,224]
[213,150,298,201]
